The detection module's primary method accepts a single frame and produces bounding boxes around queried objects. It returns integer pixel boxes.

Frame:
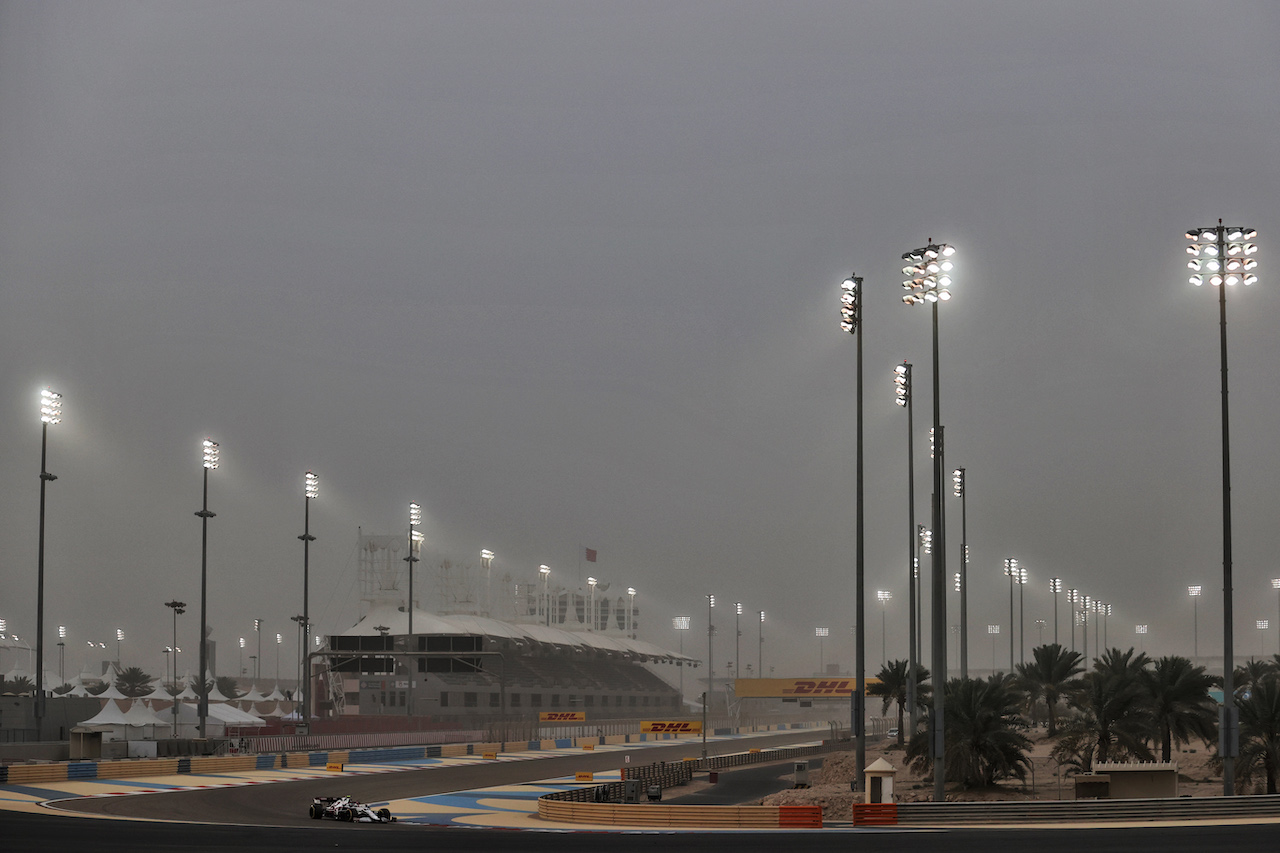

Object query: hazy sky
[2,2,1278,684]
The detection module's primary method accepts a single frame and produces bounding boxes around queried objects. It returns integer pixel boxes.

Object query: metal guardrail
[895,795,1280,824]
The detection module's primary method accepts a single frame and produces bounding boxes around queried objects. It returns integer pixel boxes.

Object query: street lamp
[903,239,955,801]
[1186,221,1258,796]
[877,590,892,664]
[194,438,218,739]
[952,467,968,678]
[816,626,830,673]
[734,602,743,677]
[758,610,765,677]
[895,362,920,733]
[165,599,186,732]
[1188,585,1202,659]
[838,271,867,791]
[674,616,691,701]
[300,470,318,728]
[1049,578,1063,646]
[480,549,494,616]
[405,502,422,716]
[1258,620,1270,656]
[587,577,598,631]
[1003,559,1019,669]
[34,387,61,727]
[539,565,551,626]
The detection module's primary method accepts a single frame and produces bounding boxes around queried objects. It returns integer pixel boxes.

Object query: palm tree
[1142,656,1217,761]
[868,659,929,747]
[0,676,35,695]
[1065,647,1154,764]
[907,674,1032,789]
[216,676,240,699]
[1237,676,1280,793]
[115,666,155,697]
[1015,643,1084,736]
[1234,658,1276,696]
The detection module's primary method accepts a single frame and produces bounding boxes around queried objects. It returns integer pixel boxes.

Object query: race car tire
[309,804,321,819]
[377,808,391,822]
[341,808,354,822]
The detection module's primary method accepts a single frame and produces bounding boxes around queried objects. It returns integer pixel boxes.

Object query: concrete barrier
[537,800,822,828]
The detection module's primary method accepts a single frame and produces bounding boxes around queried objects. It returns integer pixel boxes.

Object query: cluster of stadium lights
[1187,226,1258,287]
[901,243,956,305]
[839,275,862,333]
[893,362,910,407]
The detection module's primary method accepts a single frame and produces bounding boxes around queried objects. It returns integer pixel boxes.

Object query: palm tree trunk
[1161,725,1172,762]
[896,698,905,747]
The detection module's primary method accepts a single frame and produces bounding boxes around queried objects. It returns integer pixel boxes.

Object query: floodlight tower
[1186,221,1258,796]
[838,271,867,790]
[706,594,716,703]
[1003,559,1019,669]
[35,388,61,727]
[876,590,892,663]
[1067,589,1079,652]
[1017,566,1028,665]
[1188,585,1202,659]
[539,565,551,626]
[195,438,218,739]
[300,471,318,729]
[405,502,422,716]
[480,549,494,616]
[673,616,691,700]
[1050,578,1063,646]
[952,467,968,678]
[894,362,920,730]
[758,610,765,676]
[816,626,830,672]
[734,602,743,678]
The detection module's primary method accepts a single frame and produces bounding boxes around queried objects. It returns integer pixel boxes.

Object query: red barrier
[778,805,823,828]
[851,803,898,825]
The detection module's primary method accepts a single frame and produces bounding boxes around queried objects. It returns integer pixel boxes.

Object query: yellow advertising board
[640,720,703,734]
[538,711,586,722]
[733,677,881,699]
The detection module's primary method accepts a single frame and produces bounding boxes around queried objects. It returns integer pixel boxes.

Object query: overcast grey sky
[2,1,1279,683]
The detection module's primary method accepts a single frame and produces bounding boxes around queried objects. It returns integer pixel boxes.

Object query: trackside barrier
[851,803,898,825]
[894,795,1280,825]
[537,801,822,828]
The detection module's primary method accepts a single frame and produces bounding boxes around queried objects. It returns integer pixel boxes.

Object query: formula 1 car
[308,795,396,823]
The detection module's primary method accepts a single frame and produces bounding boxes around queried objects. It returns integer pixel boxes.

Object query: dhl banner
[641,720,703,734]
[538,711,586,722]
[732,677,881,699]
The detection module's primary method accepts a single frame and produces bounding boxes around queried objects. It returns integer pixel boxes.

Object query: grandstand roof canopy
[343,602,696,665]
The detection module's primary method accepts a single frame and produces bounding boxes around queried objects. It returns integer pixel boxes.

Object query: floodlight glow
[1258,620,1269,630]
[877,590,892,603]
[1135,624,1148,634]
[988,625,1000,634]
[59,625,67,639]
[116,628,124,642]
[40,389,62,424]
[276,633,282,644]
[202,438,219,469]
[673,616,691,630]
[628,587,637,596]
[708,594,715,607]
[481,549,495,562]
[1189,585,1202,596]
[305,471,319,499]
[952,468,964,497]
[239,637,246,648]
[1050,578,1063,594]
[839,274,861,334]
[587,577,597,587]
[735,602,743,615]
[539,564,550,576]
[409,502,421,527]
[815,626,830,637]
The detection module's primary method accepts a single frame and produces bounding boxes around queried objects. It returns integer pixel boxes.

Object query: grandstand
[314,534,695,721]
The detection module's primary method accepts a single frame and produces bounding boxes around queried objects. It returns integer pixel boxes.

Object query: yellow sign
[733,677,881,699]
[539,711,586,722]
[575,772,594,781]
[641,720,703,734]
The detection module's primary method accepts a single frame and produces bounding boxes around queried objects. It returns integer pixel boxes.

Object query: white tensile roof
[78,700,131,727]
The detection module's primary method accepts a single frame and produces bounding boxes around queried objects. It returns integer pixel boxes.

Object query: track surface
[55,729,825,824]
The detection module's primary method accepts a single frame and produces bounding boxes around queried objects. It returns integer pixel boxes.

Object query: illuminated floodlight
[305,471,319,499]
[839,275,861,334]
[202,439,219,469]
[40,389,62,424]
[673,616,691,630]
[815,626,830,637]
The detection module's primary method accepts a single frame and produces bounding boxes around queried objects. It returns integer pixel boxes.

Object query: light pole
[952,467,968,679]
[1003,559,1018,669]
[1188,585,1202,659]
[1093,600,1102,657]
[916,526,931,671]
[35,388,61,728]
[877,590,891,664]
[1186,222,1258,796]
[254,618,262,681]
[903,239,955,802]
[195,438,218,739]
[1272,580,1280,656]
[816,626,830,673]
[674,616,690,702]
[894,362,920,731]
[1017,566,1028,665]
[480,549,494,616]
[1101,603,1112,651]
[587,577,598,631]
[628,588,637,638]
[539,565,551,626]
[238,637,245,677]
[1257,620,1269,656]
[406,502,422,716]
[1067,589,1079,652]
[275,632,282,682]
[838,271,867,791]
[1082,595,1092,666]
[57,625,66,684]
[115,628,124,665]
[758,610,765,676]
[1035,619,1046,647]
[706,595,716,707]
[165,600,185,733]
[734,603,743,677]
[1135,624,1148,653]
[988,625,1000,671]
[1050,579,1063,646]
[300,471,318,728]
